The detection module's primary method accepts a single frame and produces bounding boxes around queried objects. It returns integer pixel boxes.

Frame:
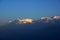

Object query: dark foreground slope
[0,20,60,40]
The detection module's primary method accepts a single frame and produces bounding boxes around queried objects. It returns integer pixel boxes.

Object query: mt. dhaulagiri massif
[0,16,60,40]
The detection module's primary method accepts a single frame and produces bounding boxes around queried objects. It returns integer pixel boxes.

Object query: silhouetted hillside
[0,19,60,40]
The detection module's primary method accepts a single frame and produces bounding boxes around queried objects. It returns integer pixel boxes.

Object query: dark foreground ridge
[0,19,60,40]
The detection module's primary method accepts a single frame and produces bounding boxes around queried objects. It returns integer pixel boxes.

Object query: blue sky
[0,0,60,20]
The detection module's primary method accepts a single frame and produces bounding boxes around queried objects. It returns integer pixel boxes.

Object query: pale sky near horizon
[0,0,60,20]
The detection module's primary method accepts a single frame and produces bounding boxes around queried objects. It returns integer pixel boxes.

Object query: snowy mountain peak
[40,16,53,23]
[53,16,60,19]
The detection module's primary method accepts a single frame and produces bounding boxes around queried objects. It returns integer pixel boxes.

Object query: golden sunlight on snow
[53,16,60,19]
[17,19,33,24]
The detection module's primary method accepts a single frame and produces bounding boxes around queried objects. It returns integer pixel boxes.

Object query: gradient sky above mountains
[0,0,60,20]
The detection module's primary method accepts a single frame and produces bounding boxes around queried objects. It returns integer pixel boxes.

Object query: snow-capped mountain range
[0,16,60,26]
[0,16,60,40]
[8,16,60,23]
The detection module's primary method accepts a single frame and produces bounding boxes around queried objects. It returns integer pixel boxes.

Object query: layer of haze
[0,0,60,20]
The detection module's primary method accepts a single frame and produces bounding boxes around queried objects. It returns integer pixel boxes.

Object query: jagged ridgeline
[0,16,60,26]
[0,16,60,40]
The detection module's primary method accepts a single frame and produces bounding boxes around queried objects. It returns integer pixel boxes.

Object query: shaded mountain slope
[0,19,60,40]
